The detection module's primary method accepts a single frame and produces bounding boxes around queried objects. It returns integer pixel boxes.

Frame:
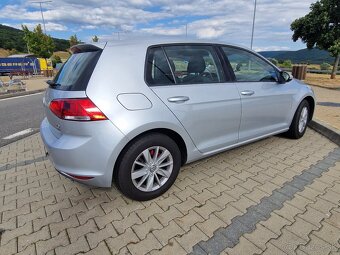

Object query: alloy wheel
[131,146,173,192]
[298,106,308,133]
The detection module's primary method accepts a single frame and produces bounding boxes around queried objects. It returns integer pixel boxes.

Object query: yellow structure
[38,58,53,71]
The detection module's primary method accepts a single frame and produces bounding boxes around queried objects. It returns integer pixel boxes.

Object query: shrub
[51,55,62,68]
[281,60,292,68]
[267,58,278,65]
[320,62,332,70]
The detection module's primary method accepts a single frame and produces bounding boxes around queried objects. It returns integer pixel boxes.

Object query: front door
[221,46,295,142]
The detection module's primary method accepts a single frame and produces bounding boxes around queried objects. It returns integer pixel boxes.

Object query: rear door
[147,44,241,153]
[220,46,296,142]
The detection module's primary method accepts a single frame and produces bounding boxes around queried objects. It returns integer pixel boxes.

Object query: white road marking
[0,92,44,102]
[3,128,35,140]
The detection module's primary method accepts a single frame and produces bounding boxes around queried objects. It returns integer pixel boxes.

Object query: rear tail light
[49,98,107,121]
[67,174,94,180]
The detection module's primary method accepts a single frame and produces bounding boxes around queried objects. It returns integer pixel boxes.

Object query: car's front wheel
[114,133,181,201]
[286,100,310,139]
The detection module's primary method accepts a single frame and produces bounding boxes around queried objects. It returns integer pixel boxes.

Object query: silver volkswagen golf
[41,40,315,201]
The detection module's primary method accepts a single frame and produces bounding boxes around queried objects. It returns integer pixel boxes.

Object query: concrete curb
[0,89,46,100]
[309,119,340,146]
[307,83,340,91]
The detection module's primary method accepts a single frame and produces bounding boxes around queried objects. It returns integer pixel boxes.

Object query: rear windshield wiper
[46,80,61,88]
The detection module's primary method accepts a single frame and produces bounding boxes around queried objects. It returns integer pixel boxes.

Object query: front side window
[222,47,278,82]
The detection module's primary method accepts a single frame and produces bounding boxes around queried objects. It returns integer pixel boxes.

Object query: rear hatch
[43,44,105,137]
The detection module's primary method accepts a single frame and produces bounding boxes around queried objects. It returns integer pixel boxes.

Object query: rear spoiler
[70,42,107,54]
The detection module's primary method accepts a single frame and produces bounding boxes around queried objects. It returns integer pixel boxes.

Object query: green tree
[22,24,55,58]
[92,35,99,42]
[291,0,340,79]
[69,34,80,47]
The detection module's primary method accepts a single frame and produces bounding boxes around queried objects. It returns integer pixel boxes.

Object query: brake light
[49,98,107,121]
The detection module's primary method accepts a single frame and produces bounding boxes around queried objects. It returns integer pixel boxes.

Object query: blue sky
[0,0,316,51]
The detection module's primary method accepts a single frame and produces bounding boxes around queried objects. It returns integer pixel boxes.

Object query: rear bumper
[40,117,128,187]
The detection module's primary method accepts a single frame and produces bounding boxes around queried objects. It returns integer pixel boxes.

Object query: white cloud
[41,22,68,31]
[2,22,67,31]
[140,27,184,36]
[0,0,317,50]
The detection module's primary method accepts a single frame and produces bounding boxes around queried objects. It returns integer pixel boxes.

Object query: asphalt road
[0,92,45,147]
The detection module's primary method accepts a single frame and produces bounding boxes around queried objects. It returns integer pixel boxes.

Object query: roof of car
[103,38,247,49]
[82,38,249,52]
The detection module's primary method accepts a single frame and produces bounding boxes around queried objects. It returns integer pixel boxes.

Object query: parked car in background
[40,40,315,201]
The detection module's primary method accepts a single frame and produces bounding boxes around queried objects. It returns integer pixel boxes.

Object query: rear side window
[164,45,224,85]
[145,45,224,86]
[52,50,102,91]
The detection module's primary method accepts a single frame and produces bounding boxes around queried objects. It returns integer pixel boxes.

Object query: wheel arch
[113,128,188,179]
[303,96,315,121]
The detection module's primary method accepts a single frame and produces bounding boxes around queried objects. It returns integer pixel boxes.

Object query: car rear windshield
[51,50,102,91]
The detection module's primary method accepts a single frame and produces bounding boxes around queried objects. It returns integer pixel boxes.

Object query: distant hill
[259,48,334,64]
[0,24,69,53]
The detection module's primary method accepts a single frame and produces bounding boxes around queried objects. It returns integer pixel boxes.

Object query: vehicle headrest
[187,55,206,74]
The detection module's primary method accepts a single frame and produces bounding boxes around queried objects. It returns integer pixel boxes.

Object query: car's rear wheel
[285,100,310,139]
[114,133,181,201]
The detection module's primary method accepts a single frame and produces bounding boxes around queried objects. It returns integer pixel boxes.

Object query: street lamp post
[31,1,52,34]
[250,0,257,50]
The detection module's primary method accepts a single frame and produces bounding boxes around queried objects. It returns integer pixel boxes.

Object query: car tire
[114,133,181,201]
[285,100,310,139]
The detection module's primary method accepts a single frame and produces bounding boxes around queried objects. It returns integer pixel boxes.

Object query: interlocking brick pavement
[0,129,339,255]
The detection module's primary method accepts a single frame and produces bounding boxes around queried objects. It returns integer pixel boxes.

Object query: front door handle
[241,90,255,96]
[167,96,190,103]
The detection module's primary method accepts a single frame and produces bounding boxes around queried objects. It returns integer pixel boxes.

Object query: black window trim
[217,44,282,83]
[162,47,178,84]
[144,43,229,87]
[214,45,235,82]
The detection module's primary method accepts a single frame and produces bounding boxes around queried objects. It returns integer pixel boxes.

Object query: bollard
[292,65,307,80]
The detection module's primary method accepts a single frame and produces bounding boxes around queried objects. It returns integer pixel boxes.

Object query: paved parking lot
[0,129,339,255]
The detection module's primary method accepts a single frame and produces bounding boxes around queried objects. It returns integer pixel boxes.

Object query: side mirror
[278,71,292,84]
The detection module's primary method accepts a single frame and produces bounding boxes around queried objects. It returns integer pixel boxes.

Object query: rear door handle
[241,90,255,96]
[167,96,190,103]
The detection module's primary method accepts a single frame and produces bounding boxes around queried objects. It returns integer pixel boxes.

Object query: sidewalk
[24,76,48,92]
[312,85,340,131]
[0,76,48,99]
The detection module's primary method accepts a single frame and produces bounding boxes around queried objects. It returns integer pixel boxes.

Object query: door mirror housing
[278,71,292,84]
